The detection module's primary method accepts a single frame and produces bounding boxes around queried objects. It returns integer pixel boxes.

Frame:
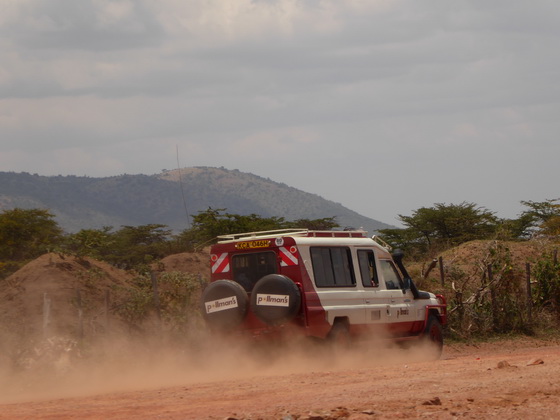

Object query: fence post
[151,271,162,326]
[42,292,51,339]
[438,256,445,286]
[487,264,498,330]
[76,289,84,340]
[526,263,532,324]
[104,289,110,332]
[423,259,438,279]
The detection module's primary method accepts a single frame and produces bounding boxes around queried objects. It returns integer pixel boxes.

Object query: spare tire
[250,274,301,326]
[200,280,249,329]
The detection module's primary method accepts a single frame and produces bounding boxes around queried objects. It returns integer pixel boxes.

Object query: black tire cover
[250,274,301,326]
[200,280,249,329]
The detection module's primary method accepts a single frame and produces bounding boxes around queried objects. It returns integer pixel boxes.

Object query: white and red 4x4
[201,229,447,354]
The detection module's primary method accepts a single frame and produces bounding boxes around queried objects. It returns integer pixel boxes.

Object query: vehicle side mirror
[403,277,412,293]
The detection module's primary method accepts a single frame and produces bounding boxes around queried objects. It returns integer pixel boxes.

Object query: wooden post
[488,264,498,330]
[104,289,110,332]
[77,289,84,340]
[423,259,438,279]
[455,289,464,329]
[151,271,162,325]
[526,263,533,323]
[554,249,558,265]
[42,292,51,339]
[438,256,445,286]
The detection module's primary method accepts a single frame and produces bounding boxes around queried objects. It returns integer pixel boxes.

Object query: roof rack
[372,235,392,251]
[217,228,310,242]
[216,228,369,243]
[305,230,368,238]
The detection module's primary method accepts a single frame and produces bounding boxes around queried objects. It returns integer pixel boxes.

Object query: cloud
[232,127,319,158]
[2,0,164,51]
[0,0,559,223]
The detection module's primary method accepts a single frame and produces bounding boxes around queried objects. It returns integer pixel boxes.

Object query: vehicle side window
[379,260,403,290]
[311,247,356,287]
[357,250,378,287]
[232,251,277,291]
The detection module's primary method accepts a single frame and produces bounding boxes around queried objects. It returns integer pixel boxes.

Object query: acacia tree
[109,224,173,271]
[64,227,115,259]
[63,224,179,272]
[379,202,499,256]
[178,208,287,249]
[519,199,560,236]
[0,208,63,261]
[0,208,63,279]
[178,208,340,249]
[288,217,339,230]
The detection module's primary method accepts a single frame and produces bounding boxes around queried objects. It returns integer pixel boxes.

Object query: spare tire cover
[200,280,248,329]
[250,274,301,326]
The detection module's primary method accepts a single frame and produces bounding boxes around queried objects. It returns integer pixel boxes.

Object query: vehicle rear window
[231,251,277,292]
[311,247,356,287]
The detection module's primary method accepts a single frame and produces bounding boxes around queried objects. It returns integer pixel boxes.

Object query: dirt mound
[440,239,550,269]
[155,250,209,278]
[0,250,212,344]
[0,253,137,342]
[0,251,211,379]
[414,239,557,292]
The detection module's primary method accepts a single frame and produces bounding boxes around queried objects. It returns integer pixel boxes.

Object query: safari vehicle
[200,229,447,354]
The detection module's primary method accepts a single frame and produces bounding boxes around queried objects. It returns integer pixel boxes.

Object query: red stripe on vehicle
[279,246,298,266]
[212,253,230,273]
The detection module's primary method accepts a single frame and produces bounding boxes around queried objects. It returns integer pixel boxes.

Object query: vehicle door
[377,258,416,336]
[356,249,390,328]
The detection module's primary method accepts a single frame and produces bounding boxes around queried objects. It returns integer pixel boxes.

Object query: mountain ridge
[0,167,394,233]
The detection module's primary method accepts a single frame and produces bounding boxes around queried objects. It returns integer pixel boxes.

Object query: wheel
[250,274,301,326]
[423,315,443,358]
[327,321,351,349]
[200,280,249,330]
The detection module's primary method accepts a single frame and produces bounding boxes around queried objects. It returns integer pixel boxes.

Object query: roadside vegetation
[0,200,559,340]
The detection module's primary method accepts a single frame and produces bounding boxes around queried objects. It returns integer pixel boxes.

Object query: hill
[0,167,393,233]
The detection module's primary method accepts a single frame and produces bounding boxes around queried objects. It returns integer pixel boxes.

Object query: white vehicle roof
[216,228,393,254]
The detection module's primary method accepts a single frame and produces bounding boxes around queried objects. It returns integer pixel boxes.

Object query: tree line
[0,207,338,279]
[380,199,560,258]
[1,200,560,339]
[0,200,558,281]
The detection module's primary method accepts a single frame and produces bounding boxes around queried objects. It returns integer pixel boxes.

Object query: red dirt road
[1,338,560,420]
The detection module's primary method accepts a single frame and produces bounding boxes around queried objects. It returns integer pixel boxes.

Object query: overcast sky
[1,1,559,226]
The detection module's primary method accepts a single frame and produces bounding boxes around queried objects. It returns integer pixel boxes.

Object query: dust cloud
[0,329,439,405]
